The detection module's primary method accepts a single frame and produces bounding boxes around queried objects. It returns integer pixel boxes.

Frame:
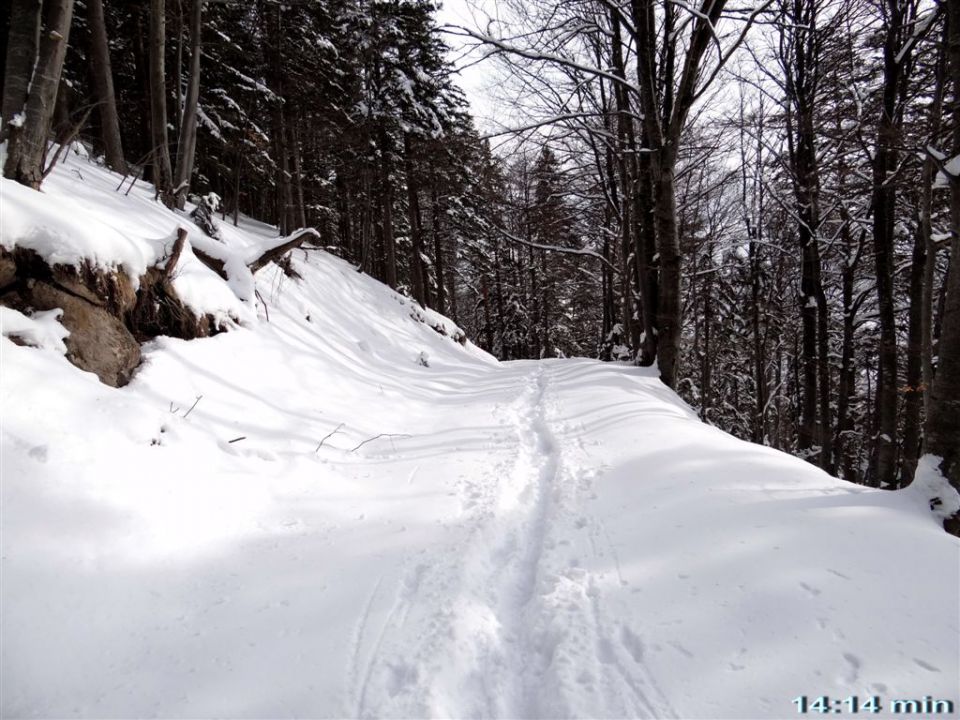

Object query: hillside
[1,150,958,718]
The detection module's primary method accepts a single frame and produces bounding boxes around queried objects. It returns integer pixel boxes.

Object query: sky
[435,0,499,128]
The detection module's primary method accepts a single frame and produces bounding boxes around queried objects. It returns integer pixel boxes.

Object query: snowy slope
[2,151,958,719]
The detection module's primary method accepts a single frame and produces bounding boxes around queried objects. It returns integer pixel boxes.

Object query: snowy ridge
[2,152,959,718]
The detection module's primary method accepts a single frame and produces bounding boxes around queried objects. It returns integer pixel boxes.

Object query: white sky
[435,0,500,129]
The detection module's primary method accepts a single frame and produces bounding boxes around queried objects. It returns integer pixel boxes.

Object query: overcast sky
[435,0,499,128]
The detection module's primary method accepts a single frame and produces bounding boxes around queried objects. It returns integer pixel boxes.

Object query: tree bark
[404,136,427,306]
[431,185,446,315]
[173,0,201,209]
[86,0,124,172]
[924,0,960,533]
[3,0,75,188]
[1,0,42,143]
[148,0,174,206]
[903,47,944,484]
[868,0,913,487]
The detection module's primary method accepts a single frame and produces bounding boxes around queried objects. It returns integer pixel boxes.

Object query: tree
[87,0,124,172]
[3,0,75,188]
[173,0,202,209]
[148,0,174,206]
[923,0,960,533]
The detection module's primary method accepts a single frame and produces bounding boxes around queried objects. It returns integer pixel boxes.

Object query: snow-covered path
[351,363,677,719]
[3,209,958,718]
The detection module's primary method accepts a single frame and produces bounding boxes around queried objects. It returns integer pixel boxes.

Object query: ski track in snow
[354,365,675,719]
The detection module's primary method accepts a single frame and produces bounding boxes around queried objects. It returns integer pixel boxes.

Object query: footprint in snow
[28,445,48,462]
[840,652,861,683]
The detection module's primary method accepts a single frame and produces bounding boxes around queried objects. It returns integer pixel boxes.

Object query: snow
[0,307,69,353]
[2,152,959,718]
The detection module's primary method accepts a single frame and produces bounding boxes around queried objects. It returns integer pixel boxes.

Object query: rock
[28,281,141,387]
[2,244,223,386]
[0,249,16,289]
[53,261,138,315]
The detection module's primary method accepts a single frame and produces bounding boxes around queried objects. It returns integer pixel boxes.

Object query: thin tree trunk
[869,0,913,487]
[903,43,944,484]
[380,140,397,288]
[431,186,446,315]
[404,136,427,306]
[86,0,124,172]
[290,115,307,229]
[173,0,201,208]
[148,0,174,206]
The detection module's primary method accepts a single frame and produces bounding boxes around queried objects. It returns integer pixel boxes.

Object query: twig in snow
[227,436,246,443]
[315,422,346,453]
[182,394,203,418]
[349,433,411,453]
[255,288,270,321]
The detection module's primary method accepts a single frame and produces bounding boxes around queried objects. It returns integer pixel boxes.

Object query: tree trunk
[903,43,943,484]
[173,0,201,209]
[404,135,427,306]
[923,0,960,534]
[380,143,397,289]
[86,0,124,172]
[868,0,912,488]
[431,186,446,315]
[3,0,75,188]
[148,0,174,206]
[290,115,307,229]
[651,151,682,388]
[1,0,42,143]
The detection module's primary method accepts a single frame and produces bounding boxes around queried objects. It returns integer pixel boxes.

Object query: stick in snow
[316,422,345,453]
[349,433,411,453]
[182,394,203,418]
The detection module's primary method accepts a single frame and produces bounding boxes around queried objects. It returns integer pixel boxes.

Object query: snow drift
[2,149,957,718]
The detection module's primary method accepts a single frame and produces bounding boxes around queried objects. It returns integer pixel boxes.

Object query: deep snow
[2,149,958,718]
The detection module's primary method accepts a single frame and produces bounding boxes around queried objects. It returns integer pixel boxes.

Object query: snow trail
[351,364,675,719]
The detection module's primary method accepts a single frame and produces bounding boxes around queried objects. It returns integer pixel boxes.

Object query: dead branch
[255,287,270,321]
[316,422,346,452]
[182,394,203,418]
[349,433,411,453]
[248,228,321,274]
[192,246,228,280]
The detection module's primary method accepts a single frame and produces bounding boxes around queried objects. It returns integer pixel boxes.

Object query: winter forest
[1,0,959,717]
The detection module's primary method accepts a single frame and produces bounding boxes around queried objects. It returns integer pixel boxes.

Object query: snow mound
[0,307,69,353]
[1,150,957,719]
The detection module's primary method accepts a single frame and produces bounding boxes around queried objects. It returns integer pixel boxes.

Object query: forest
[2,0,959,512]
[3,1,960,716]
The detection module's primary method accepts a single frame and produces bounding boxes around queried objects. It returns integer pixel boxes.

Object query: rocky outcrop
[1,226,318,387]
[0,240,215,387]
[28,280,141,386]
